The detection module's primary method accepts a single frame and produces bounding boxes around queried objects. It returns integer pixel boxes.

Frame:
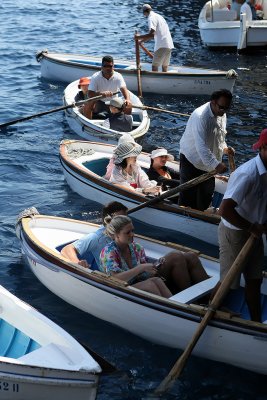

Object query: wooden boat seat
[169,276,218,304]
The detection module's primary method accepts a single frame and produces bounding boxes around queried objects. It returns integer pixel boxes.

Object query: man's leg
[244,278,262,322]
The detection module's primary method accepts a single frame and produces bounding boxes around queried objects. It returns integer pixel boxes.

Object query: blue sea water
[0,0,267,399]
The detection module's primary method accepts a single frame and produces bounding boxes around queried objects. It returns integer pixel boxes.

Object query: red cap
[78,77,90,87]
[252,129,267,150]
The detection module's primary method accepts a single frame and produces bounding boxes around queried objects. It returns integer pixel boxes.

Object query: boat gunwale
[40,51,233,78]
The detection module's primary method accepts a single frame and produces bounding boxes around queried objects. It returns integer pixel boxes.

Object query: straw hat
[150,148,174,161]
[113,142,142,164]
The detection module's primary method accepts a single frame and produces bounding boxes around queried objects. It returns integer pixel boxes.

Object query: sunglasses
[102,64,114,68]
[216,102,230,111]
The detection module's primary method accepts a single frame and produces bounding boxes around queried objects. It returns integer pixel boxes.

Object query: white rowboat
[36,50,237,95]
[63,79,150,144]
[0,284,101,400]
[198,0,267,50]
[16,212,267,375]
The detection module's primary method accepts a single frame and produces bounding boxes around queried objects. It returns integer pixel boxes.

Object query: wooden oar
[135,31,143,99]
[153,234,256,396]
[132,104,190,117]
[0,92,119,129]
[139,42,153,59]
[127,170,216,215]
[228,153,236,173]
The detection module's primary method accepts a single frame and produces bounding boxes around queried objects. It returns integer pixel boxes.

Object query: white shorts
[152,48,172,68]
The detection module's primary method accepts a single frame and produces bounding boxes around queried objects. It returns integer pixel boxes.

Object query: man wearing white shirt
[179,89,234,211]
[84,55,131,119]
[135,4,174,72]
[217,129,267,321]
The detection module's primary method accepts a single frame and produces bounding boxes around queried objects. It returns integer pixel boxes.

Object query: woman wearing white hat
[147,148,180,191]
[109,142,160,194]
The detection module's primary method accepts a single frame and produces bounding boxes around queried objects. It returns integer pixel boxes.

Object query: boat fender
[226,69,238,78]
[15,207,40,238]
[36,49,48,62]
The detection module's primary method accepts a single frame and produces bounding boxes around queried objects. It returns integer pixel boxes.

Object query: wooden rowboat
[63,79,150,144]
[59,139,228,248]
[36,50,237,95]
[16,212,267,375]
[0,284,101,400]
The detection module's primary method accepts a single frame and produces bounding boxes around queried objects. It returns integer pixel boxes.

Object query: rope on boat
[35,49,48,62]
[15,207,40,239]
[226,69,238,78]
[67,147,95,159]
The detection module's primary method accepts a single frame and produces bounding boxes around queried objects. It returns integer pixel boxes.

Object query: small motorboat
[0,284,101,400]
[59,139,228,248]
[198,0,267,50]
[36,50,237,95]
[16,210,267,375]
[63,78,150,144]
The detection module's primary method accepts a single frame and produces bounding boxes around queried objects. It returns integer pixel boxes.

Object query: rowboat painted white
[0,284,101,400]
[199,0,267,49]
[16,213,267,375]
[59,139,226,247]
[63,79,150,144]
[36,50,237,95]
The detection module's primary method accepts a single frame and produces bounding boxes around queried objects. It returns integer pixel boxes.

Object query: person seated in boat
[60,201,128,269]
[147,148,180,191]
[83,55,132,119]
[100,215,209,297]
[104,133,136,180]
[74,76,90,115]
[246,0,257,19]
[103,97,133,132]
[109,141,161,195]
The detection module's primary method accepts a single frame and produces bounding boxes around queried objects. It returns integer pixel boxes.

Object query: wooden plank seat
[169,276,218,304]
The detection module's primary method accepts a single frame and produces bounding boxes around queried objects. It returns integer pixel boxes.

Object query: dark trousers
[179,153,215,211]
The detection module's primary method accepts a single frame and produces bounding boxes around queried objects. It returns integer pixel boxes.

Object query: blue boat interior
[0,318,41,359]
[223,287,267,321]
[69,59,129,69]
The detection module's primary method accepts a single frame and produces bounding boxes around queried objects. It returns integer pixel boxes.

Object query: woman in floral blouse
[99,215,209,297]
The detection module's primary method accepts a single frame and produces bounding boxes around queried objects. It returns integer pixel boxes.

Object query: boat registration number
[0,381,19,392]
[194,79,211,85]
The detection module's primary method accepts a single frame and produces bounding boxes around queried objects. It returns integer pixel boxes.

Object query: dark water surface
[1,1,267,399]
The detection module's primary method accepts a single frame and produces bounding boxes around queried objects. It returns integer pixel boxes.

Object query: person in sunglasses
[83,55,131,119]
[179,89,235,211]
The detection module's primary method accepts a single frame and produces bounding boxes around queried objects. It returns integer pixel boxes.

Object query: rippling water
[0,1,267,399]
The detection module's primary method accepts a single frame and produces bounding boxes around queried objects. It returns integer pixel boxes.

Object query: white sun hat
[150,148,174,161]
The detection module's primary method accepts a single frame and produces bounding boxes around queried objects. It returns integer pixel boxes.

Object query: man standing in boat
[216,129,267,322]
[84,55,131,119]
[178,89,235,211]
[135,4,174,72]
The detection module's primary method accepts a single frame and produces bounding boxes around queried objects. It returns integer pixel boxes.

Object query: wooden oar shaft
[0,92,119,129]
[135,31,143,99]
[128,170,216,215]
[139,42,153,59]
[154,234,256,395]
[132,104,190,117]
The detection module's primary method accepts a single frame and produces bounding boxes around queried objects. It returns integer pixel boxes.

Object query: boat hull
[18,215,267,375]
[36,51,237,95]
